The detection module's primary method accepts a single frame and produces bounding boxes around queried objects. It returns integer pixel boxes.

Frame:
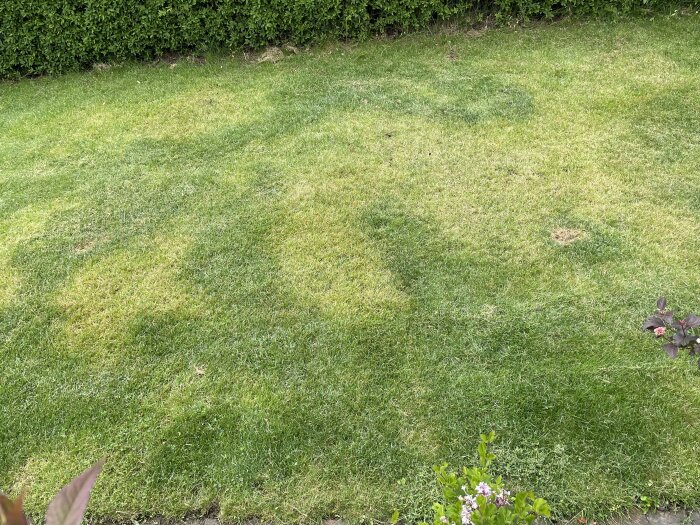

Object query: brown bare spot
[257,46,285,64]
[551,228,585,246]
[74,240,95,255]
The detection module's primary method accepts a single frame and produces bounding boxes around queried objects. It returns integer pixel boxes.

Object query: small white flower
[696,338,700,344]
[440,516,449,524]
[463,495,478,510]
[461,505,473,525]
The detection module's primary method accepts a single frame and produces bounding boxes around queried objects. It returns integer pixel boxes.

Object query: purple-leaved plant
[0,461,103,525]
[643,297,700,366]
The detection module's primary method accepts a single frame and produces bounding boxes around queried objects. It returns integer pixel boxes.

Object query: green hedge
[0,0,690,78]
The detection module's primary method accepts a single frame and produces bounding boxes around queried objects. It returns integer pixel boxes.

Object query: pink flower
[475,482,491,497]
[654,326,666,337]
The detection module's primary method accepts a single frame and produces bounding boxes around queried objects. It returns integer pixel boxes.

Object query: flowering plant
[643,297,700,365]
[427,432,550,525]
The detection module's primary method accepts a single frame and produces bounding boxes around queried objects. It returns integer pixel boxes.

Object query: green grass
[2,13,700,524]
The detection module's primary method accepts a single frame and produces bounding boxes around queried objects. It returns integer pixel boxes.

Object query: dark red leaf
[642,316,665,330]
[684,314,700,329]
[663,343,679,358]
[659,311,674,323]
[676,333,697,346]
[657,297,667,311]
[673,333,688,346]
[45,461,104,525]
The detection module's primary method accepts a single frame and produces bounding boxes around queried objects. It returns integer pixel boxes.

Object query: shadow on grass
[0,53,696,521]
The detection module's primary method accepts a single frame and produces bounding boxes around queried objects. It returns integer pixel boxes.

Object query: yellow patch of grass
[57,232,198,357]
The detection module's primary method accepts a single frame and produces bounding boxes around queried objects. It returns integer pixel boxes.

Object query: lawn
[2,13,700,524]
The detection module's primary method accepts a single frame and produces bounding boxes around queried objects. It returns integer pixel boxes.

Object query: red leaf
[658,311,674,323]
[45,461,104,525]
[684,314,700,329]
[657,297,667,311]
[0,492,28,525]
[642,316,665,331]
[642,315,664,330]
[663,343,679,358]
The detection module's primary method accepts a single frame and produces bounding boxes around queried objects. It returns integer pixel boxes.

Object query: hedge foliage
[0,0,692,78]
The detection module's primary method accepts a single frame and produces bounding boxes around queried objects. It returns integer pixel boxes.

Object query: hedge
[0,0,692,78]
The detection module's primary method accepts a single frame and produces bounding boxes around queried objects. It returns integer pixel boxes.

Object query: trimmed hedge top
[0,0,691,78]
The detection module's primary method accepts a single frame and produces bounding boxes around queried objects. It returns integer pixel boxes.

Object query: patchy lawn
[2,14,700,524]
